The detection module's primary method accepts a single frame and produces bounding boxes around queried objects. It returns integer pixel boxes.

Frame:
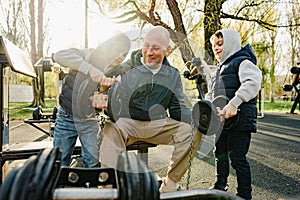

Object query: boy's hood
[219,29,241,64]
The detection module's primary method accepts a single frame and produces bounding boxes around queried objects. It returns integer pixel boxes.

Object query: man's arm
[168,72,192,124]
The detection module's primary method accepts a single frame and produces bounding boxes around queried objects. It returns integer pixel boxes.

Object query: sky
[1,0,294,75]
[46,0,130,54]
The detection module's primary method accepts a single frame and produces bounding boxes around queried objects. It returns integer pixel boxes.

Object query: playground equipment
[0,35,36,181]
[282,64,300,114]
[0,36,241,199]
[23,106,57,137]
[0,36,81,184]
[258,87,265,118]
[183,57,241,134]
[0,148,241,200]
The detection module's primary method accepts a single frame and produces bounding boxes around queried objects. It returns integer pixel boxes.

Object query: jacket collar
[138,57,171,76]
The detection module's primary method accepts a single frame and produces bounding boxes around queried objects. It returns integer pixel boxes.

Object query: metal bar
[25,122,51,136]
[0,62,4,184]
[52,188,119,200]
[24,119,56,136]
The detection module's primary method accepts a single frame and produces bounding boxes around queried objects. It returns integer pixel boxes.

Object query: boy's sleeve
[53,48,93,75]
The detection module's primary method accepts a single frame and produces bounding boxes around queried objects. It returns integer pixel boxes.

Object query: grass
[259,100,296,113]
[8,99,298,120]
[9,99,57,120]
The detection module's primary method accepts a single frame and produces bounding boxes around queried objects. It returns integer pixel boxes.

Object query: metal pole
[0,62,3,184]
[0,63,3,152]
[258,87,264,119]
[85,0,88,48]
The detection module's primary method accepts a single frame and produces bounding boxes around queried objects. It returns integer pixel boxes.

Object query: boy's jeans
[53,107,100,168]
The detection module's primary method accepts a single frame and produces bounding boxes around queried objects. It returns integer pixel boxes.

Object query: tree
[95,0,197,70]
[0,0,32,85]
[92,0,300,103]
[96,0,300,64]
[0,0,29,50]
[30,0,46,107]
[1,0,47,107]
[269,30,277,102]
[286,2,300,67]
[202,0,224,64]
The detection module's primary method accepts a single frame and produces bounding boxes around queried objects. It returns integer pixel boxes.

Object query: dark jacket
[59,70,98,117]
[211,44,258,132]
[107,50,192,124]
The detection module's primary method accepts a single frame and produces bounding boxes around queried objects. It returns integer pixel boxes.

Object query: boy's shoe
[159,177,182,193]
[209,184,229,191]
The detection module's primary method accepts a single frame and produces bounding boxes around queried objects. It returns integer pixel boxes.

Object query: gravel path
[152,112,300,200]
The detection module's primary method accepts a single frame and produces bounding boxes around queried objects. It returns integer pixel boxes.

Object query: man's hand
[92,92,108,111]
[217,103,237,121]
[99,76,116,93]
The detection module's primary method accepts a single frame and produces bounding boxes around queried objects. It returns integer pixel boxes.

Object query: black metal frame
[183,57,206,100]
[289,72,300,114]
[0,52,10,184]
[0,36,55,184]
[23,118,55,137]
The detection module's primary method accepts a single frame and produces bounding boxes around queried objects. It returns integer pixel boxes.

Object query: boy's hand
[89,67,105,83]
[218,103,237,121]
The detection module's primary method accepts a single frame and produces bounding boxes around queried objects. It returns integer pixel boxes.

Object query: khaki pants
[99,117,202,182]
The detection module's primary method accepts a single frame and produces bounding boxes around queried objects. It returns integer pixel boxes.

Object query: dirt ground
[4,112,300,200]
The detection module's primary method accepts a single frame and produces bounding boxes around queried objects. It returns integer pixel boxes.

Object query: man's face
[211,36,224,61]
[142,33,168,69]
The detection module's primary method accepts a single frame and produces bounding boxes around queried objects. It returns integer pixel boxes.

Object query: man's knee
[177,122,193,140]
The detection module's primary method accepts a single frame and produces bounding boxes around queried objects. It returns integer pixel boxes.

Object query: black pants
[214,130,252,200]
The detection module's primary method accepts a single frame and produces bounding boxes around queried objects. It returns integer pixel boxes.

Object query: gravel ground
[5,112,300,200]
[152,112,300,200]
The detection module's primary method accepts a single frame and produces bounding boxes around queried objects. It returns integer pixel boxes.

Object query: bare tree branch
[221,11,300,30]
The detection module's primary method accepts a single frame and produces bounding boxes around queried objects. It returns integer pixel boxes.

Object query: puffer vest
[59,70,98,118]
[211,52,257,132]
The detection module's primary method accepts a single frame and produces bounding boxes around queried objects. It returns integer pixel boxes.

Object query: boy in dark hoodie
[53,32,130,168]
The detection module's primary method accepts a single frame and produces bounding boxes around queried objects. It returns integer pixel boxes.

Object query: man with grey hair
[94,26,202,193]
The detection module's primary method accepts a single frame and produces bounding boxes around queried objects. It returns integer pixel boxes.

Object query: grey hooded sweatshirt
[206,29,262,109]
[206,29,262,132]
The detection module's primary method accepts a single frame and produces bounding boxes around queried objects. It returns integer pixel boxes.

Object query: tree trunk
[203,0,224,64]
[29,0,39,107]
[166,0,194,66]
[270,34,276,102]
[38,0,45,105]
[30,0,45,107]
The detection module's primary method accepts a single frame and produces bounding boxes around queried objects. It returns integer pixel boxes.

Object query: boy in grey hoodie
[206,29,262,200]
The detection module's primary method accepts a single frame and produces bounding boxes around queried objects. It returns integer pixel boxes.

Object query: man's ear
[166,45,171,55]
